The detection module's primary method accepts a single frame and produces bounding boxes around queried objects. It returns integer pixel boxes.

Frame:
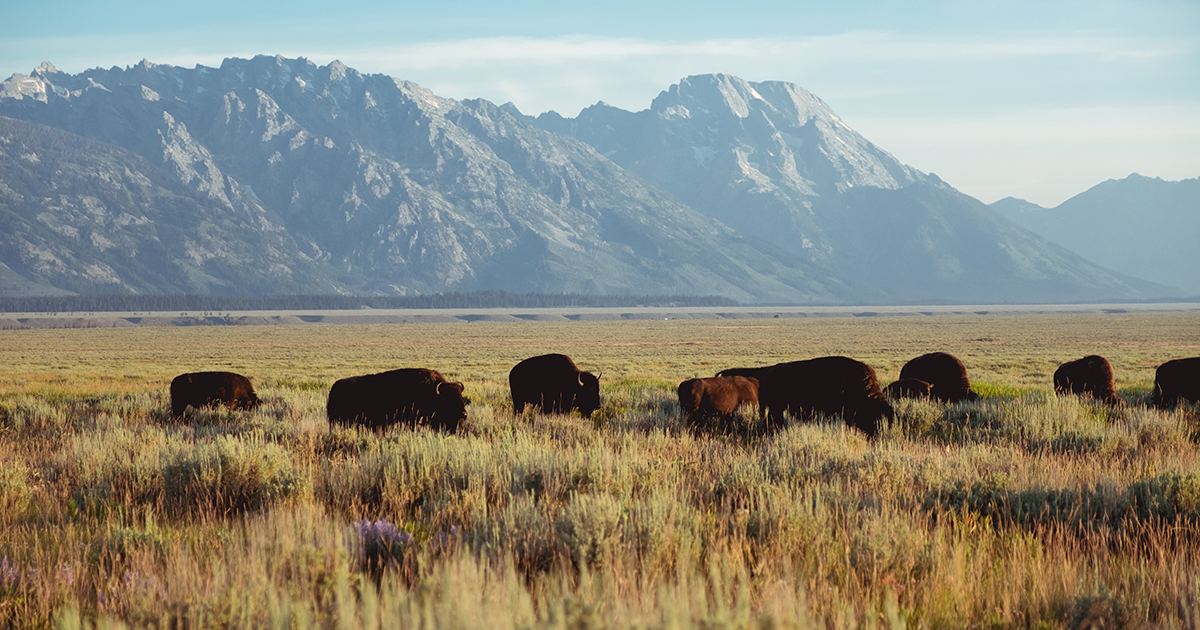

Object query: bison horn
[436,382,443,394]
[578,374,584,387]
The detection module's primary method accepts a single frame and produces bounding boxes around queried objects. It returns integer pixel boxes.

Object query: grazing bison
[170,371,261,417]
[883,378,932,401]
[758,356,894,439]
[899,352,980,403]
[678,376,759,433]
[1152,357,1200,409]
[1054,355,1125,407]
[509,354,600,418]
[327,368,466,432]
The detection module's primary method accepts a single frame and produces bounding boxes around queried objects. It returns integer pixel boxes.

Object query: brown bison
[1152,357,1200,409]
[678,375,759,433]
[327,368,466,432]
[1054,355,1125,407]
[899,352,980,403]
[170,371,261,417]
[509,354,600,417]
[758,356,894,439]
[883,378,932,401]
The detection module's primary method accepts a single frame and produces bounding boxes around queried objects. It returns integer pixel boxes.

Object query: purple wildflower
[350,518,412,548]
[0,557,18,586]
[59,564,75,586]
[349,518,414,574]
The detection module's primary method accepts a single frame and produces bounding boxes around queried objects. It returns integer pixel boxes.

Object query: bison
[678,375,759,433]
[327,368,466,432]
[509,354,600,418]
[170,371,261,417]
[758,356,894,439]
[883,378,932,401]
[1152,357,1200,409]
[899,352,980,403]
[1054,355,1125,407]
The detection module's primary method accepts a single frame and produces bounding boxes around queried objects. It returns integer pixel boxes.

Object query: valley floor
[2,312,1199,628]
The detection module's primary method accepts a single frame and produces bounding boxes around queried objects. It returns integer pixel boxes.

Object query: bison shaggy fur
[1152,357,1200,409]
[170,371,261,417]
[758,356,894,439]
[678,376,759,433]
[883,378,932,401]
[899,352,980,403]
[1054,355,1124,407]
[327,368,466,432]
[509,354,600,418]
[716,366,776,381]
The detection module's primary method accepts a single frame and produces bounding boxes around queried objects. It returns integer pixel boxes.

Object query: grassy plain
[1,312,1199,628]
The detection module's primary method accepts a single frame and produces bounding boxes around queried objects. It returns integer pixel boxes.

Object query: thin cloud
[337,31,1186,71]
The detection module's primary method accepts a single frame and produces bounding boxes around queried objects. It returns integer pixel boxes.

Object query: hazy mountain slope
[993,174,1200,295]
[533,73,1173,301]
[0,58,870,302]
[0,116,339,295]
[990,196,1048,218]
[829,183,1173,302]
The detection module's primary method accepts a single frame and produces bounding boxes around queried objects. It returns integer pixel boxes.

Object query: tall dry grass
[2,313,1199,628]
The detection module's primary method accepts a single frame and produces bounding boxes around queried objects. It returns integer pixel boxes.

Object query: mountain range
[0,56,1186,303]
[992,174,1200,295]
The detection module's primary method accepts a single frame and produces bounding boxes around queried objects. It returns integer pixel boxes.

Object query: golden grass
[2,312,1199,628]
[1,312,1194,393]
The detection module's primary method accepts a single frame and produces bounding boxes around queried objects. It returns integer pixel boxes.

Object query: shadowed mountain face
[533,73,1177,302]
[993,174,1200,295]
[0,59,1177,302]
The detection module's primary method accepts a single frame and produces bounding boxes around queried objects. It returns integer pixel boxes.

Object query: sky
[2,0,1197,207]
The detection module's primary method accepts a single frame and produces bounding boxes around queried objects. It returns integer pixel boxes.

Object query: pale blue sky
[2,0,1197,206]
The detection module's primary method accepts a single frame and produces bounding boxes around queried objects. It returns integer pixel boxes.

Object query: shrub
[162,435,309,513]
[556,493,623,568]
[1130,473,1200,522]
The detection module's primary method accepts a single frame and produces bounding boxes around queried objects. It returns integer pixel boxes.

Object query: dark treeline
[0,292,739,313]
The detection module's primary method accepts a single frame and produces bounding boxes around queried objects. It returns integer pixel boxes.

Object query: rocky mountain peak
[652,73,765,119]
[31,62,60,79]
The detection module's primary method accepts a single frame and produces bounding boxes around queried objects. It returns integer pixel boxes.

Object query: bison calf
[883,378,932,401]
[678,376,759,434]
[1152,357,1200,409]
[899,352,980,403]
[327,368,466,432]
[758,356,894,439]
[509,354,600,418]
[170,371,261,417]
[1054,355,1125,407]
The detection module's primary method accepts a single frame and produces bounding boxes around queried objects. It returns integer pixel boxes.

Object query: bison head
[850,397,894,440]
[432,381,468,431]
[576,372,601,418]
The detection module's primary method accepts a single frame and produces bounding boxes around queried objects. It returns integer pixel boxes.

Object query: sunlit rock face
[533,73,1177,302]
